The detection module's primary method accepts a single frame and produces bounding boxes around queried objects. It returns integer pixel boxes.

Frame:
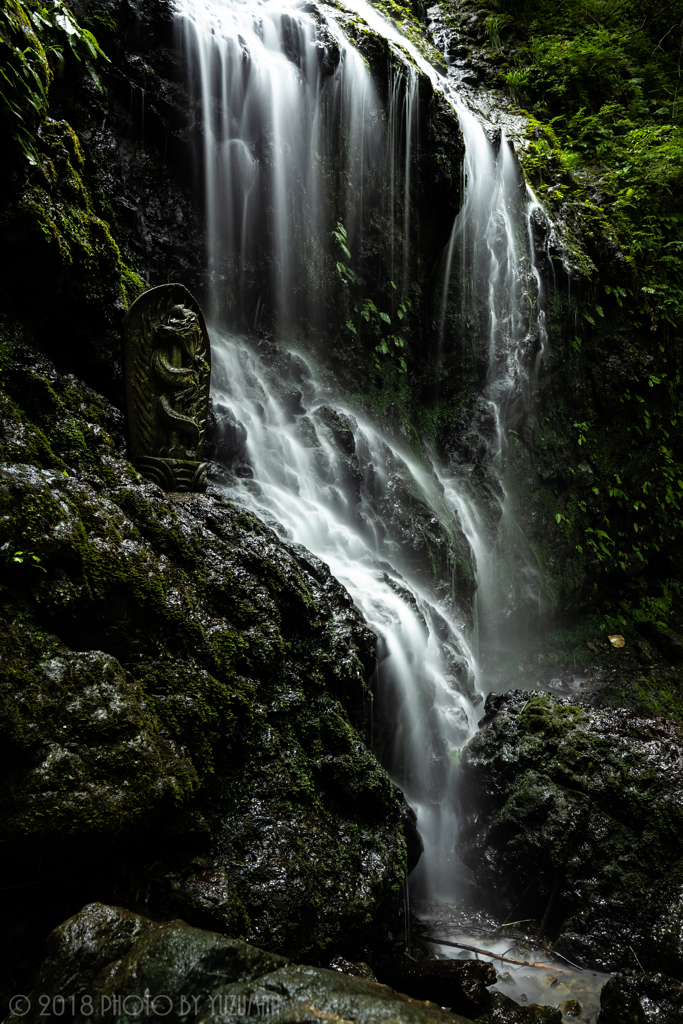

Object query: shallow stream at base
[418,898,610,1024]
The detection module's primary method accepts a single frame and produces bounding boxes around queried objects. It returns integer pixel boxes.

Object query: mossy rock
[458,690,683,976]
[0,331,410,966]
[8,903,476,1024]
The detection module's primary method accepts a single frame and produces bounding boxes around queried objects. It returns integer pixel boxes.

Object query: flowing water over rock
[174,0,551,902]
[209,332,477,899]
[437,113,552,690]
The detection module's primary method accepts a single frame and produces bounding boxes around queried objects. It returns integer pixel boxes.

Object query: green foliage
[333,223,410,374]
[457,0,683,627]
[0,0,107,165]
[11,550,45,570]
[0,0,143,319]
[482,0,683,320]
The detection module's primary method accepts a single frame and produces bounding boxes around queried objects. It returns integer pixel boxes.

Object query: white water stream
[174,0,549,901]
[209,333,478,898]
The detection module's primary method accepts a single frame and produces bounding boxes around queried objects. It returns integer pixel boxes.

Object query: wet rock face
[0,0,206,404]
[0,333,412,977]
[64,0,204,289]
[457,691,683,976]
[598,971,683,1024]
[10,903,474,1024]
[205,399,251,475]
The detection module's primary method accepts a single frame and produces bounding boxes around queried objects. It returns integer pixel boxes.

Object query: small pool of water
[415,900,612,1023]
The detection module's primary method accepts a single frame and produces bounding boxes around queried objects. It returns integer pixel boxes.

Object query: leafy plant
[10,550,45,570]
[333,223,410,374]
[0,0,107,164]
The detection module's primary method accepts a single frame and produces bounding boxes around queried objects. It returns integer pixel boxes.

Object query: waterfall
[335,0,553,690]
[436,111,550,688]
[176,0,382,328]
[436,124,553,689]
[209,333,478,898]
[174,0,550,902]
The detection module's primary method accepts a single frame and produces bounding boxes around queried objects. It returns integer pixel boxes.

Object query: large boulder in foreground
[5,903,474,1024]
[457,690,683,976]
[0,335,410,977]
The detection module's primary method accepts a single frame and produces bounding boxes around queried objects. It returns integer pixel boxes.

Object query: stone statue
[123,284,211,491]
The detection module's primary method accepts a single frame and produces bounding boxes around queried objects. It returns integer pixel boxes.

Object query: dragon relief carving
[123,284,211,492]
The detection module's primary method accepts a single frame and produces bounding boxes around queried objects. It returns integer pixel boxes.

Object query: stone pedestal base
[134,457,207,492]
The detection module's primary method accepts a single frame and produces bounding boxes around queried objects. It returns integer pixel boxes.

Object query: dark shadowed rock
[598,971,683,1023]
[205,400,249,469]
[475,991,562,1023]
[375,959,496,1016]
[0,337,409,979]
[401,800,425,873]
[639,624,683,666]
[329,956,378,981]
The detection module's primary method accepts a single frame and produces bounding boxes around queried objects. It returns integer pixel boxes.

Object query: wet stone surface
[598,970,683,1023]
[415,899,608,1023]
[7,904,476,1024]
[375,959,496,1017]
[457,690,683,977]
[0,335,412,980]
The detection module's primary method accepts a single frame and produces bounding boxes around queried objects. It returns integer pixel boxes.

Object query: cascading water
[208,334,478,899]
[436,110,552,688]
[175,0,426,335]
[173,0,551,905]
[176,0,385,329]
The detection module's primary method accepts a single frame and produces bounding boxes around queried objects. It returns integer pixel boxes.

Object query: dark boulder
[598,971,683,1023]
[0,332,410,986]
[639,623,683,666]
[375,959,496,1016]
[6,903,476,1024]
[475,992,562,1023]
[457,690,683,976]
[329,956,378,981]
[205,400,250,470]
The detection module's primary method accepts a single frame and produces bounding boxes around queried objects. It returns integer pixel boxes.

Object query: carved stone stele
[123,284,211,492]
